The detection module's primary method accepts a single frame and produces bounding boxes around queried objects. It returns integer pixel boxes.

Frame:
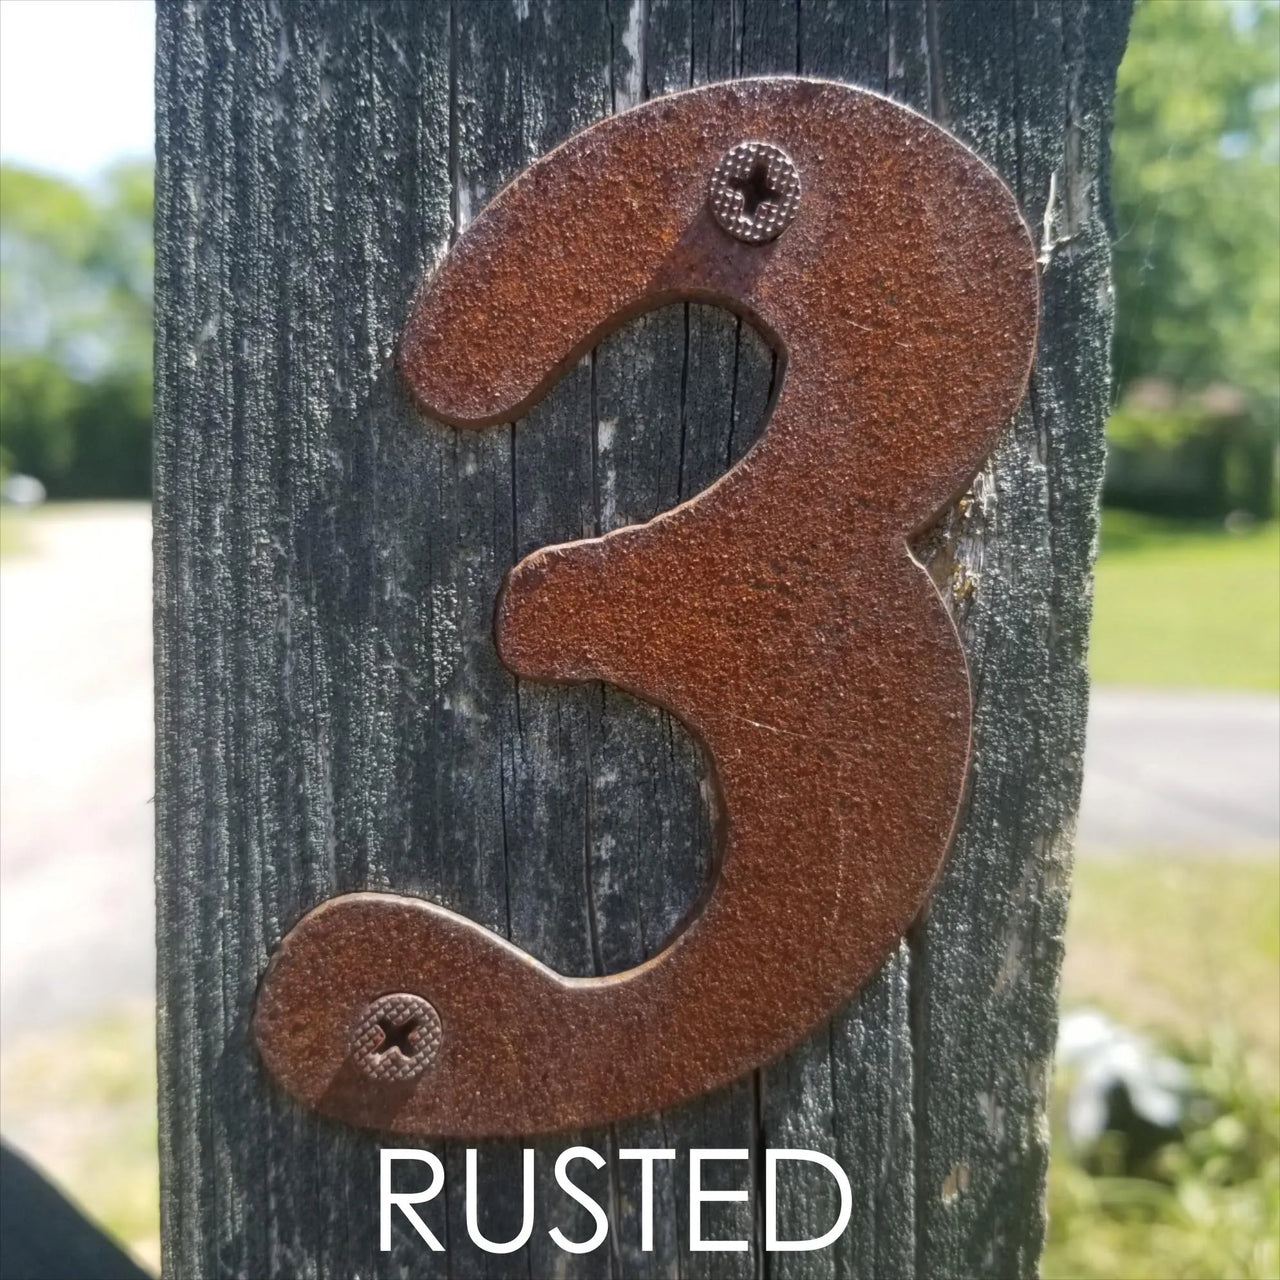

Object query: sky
[0,0,155,180]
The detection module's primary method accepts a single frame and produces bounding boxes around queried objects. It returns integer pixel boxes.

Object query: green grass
[0,506,31,558]
[1090,511,1279,690]
[1046,853,1280,1280]
[0,1007,159,1272]
[1060,855,1280,1066]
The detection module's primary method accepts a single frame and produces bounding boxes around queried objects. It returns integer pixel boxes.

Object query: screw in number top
[707,142,801,244]
[351,992,442,1083]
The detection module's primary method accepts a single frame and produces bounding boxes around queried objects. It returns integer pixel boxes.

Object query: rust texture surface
[253,77,1038,1138]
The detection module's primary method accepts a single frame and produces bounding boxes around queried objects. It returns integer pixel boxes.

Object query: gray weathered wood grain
[154,2,1129,1275]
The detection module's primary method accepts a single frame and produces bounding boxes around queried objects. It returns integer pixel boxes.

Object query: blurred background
[0,1,1276,1276]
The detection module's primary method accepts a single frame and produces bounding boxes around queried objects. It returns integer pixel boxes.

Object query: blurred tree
[1108,0,1280,517]
[0,161,153,496]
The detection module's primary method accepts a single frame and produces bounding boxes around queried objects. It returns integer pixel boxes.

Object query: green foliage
[1107,393,1278,519]
[0,161,153,496]
[1052,853,1280,1280]
[1107,0,1280,517]
[0,353,79,477]
[1112,0,1280,416]
[1045,1036,1280,1280]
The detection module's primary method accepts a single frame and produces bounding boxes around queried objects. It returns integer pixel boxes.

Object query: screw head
[707,142,801,245]
[351,992,442,1083]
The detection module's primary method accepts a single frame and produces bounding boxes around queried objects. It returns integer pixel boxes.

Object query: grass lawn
[1046,853,1280,1280]
[0,1005,159,1273]
[0,506,31,558]
[1061,854,1280,1072]
[1089,512,1279,691]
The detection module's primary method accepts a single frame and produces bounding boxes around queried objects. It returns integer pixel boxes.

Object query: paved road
[1078,688,1279,851]
[0,505,1276,1037]
[1,505,153,1040]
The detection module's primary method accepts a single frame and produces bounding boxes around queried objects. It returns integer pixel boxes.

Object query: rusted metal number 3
[255,79,1038,1137]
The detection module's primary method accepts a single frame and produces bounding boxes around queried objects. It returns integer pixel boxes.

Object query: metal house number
[254,78,1039,1138]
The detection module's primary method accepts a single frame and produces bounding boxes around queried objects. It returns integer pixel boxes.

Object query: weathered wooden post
[154,2,1130,1275]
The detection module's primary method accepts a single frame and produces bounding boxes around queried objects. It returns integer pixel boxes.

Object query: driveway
[0,505,1276,1038]
[0,504,153,1040]
[1077,688,1279,853]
